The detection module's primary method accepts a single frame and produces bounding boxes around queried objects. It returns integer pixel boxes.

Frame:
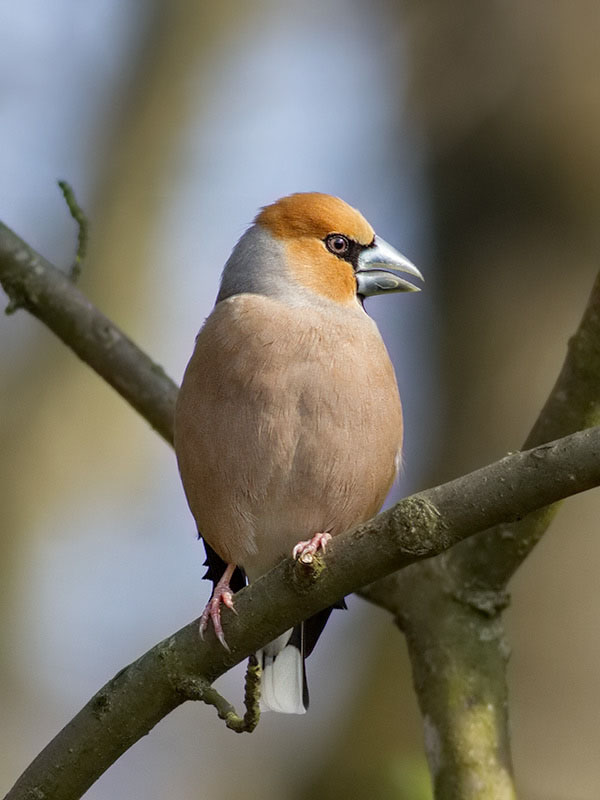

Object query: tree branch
[360,272,600,798]
[452,269,600,589]
[0,221,177,444]
[3,218,600,800]
[5,427,600,800]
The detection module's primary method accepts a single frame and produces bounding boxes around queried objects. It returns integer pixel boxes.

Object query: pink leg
[293,531,333,562]
[199,562,238,651]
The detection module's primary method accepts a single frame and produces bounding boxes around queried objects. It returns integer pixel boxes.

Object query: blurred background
[1,1,599,798]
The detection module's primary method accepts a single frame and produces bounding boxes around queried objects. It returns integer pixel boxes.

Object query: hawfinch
[174,192,422,714]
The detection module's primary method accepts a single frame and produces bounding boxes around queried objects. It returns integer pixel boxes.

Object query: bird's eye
[325,234,350,255]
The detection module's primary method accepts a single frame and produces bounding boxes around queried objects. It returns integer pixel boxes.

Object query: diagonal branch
[0,221,177,444]
[449,270,600,591]
[3,217,600,800]
[4,426,600,800]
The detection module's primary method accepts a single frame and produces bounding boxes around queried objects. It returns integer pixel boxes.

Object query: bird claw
[293,531,332,562]
[199,565,237,651]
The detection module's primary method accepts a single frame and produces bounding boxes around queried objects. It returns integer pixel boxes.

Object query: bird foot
[293,531,332,563]
[199,563,238,651]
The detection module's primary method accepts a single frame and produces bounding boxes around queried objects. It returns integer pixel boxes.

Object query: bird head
[217,192,423,306]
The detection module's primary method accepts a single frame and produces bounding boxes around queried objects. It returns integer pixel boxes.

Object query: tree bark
[4,426,600,800]
[2,222,600,799]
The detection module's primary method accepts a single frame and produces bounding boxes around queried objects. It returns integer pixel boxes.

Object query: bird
[174,192,422,714]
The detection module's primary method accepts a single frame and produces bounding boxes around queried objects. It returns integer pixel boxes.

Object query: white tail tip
[259,630,307,714]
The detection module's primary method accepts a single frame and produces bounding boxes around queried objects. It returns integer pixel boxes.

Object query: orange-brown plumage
[285,237,357,303]
[256,192,374,244]
[256,193,375,305]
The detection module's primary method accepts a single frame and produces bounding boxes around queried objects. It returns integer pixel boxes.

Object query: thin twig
[57,180,89,281]
[193,655,261,733]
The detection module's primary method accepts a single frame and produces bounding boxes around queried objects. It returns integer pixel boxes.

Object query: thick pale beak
[355,236,424,297]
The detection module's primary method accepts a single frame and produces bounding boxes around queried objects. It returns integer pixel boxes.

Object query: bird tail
[258,625,308,714]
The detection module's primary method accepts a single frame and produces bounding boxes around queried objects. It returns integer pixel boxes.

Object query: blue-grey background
[1,2,599,798]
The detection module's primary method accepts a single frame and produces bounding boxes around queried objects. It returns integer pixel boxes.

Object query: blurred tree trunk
[303,2,600,797]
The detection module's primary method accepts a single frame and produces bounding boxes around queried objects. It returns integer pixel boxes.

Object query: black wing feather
[201,537,247,593]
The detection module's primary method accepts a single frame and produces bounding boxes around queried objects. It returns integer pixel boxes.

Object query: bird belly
[174,294,403,581]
